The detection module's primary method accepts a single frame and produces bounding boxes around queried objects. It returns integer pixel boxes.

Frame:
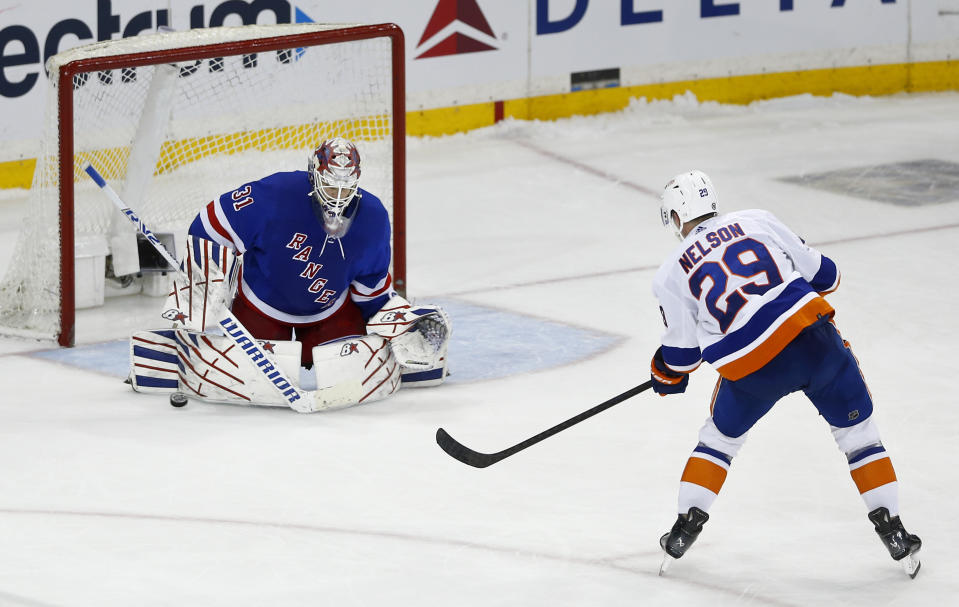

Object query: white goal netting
[0,23,400,344]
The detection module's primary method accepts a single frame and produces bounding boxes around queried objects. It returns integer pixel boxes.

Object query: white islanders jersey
[652,209,840,381]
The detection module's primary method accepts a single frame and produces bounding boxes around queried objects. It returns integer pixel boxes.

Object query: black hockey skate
[658,507,709,575]
[867,507,922,578]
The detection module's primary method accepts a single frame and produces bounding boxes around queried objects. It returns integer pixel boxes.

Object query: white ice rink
[0,92,957,606]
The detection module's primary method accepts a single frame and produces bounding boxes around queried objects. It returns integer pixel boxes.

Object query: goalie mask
[660,169,719,240]
[309,138,361,238]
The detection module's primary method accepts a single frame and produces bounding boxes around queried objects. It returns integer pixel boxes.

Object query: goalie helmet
[660,169,719,240]
[308,138,361,237]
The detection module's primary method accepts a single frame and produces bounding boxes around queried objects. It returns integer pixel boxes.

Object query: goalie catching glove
[651,347,689,396]
[367,295,451,387]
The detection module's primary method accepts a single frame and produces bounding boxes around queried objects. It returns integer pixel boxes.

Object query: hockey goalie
[128,139,450,412]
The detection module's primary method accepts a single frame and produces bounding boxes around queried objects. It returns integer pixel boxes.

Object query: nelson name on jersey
[677,222,747,274]
[653,210,840,382]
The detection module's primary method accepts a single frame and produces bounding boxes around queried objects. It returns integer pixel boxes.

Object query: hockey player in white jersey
[650,170,921,577]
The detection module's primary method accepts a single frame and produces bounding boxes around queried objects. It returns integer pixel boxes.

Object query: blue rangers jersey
[653,209,840,381]
[188,170,395,324]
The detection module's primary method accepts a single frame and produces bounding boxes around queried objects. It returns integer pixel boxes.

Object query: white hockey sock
[833,418,900,515]
[676,446,732,514]
[849,447,900,515]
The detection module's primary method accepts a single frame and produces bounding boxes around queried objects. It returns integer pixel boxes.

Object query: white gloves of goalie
[367,295,451,387]
[160,235,239,332]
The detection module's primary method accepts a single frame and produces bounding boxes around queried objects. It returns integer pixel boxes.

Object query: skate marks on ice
[0,589,58,607]
[0,507,804,607]
[23,298,622,384]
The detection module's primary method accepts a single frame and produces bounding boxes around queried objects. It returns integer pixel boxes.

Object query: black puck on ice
[169,393,189,408]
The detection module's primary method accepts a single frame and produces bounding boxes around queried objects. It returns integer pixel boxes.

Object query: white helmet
[308,138,361,237]
[660,170,719,240]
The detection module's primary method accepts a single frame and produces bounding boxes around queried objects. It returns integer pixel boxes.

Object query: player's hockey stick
[436,380,653,468]
[82,162,313,413]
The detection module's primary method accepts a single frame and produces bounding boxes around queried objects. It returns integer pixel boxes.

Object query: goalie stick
[83,162,313,412]
[435,381,653,468]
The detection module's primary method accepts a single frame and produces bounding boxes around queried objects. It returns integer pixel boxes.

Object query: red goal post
[0,23,406,347]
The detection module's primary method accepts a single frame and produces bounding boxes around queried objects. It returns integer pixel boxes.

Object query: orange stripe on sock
[718,297,834,381]
[851,457,897,493]
[681,456,728,494]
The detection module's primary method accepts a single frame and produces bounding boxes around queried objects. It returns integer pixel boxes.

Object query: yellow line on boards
[1,60,956,190]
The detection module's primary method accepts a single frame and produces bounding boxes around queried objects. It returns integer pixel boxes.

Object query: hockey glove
[651,347,689,396]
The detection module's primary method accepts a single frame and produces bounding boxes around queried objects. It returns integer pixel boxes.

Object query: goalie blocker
[130,296,451,410]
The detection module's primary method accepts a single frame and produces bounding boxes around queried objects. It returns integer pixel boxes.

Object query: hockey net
[0,23,406,346]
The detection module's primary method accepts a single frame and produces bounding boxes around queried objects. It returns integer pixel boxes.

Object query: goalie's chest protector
[210,171,391,322]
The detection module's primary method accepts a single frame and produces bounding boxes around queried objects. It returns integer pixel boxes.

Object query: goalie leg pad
[129,329,180,393]
[172,330,301,406]
[309,334,401,410]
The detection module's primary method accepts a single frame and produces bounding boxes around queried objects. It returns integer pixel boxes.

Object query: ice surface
[0,91,957,605]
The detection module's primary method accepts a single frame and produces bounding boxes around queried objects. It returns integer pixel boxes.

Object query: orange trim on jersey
[851,457,897,494]
[818,273,841,296]
[830,320,876,403]
[709,376,723,416]
[665,359,701,374]
[717,297,835,381]
[680,456,728,494]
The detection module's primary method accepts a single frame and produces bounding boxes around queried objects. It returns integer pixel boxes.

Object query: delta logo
[415,0,499,59]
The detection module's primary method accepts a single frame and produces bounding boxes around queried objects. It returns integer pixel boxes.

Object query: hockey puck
[169,393,189,408]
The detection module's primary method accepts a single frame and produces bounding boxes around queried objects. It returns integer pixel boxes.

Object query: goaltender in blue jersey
[187,139,396,368]
[127,139,451,413]
[190,170,393,326]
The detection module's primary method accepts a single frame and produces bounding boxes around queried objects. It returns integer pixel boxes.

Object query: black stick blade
[435,428,500,468]
[435,382,653,469]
